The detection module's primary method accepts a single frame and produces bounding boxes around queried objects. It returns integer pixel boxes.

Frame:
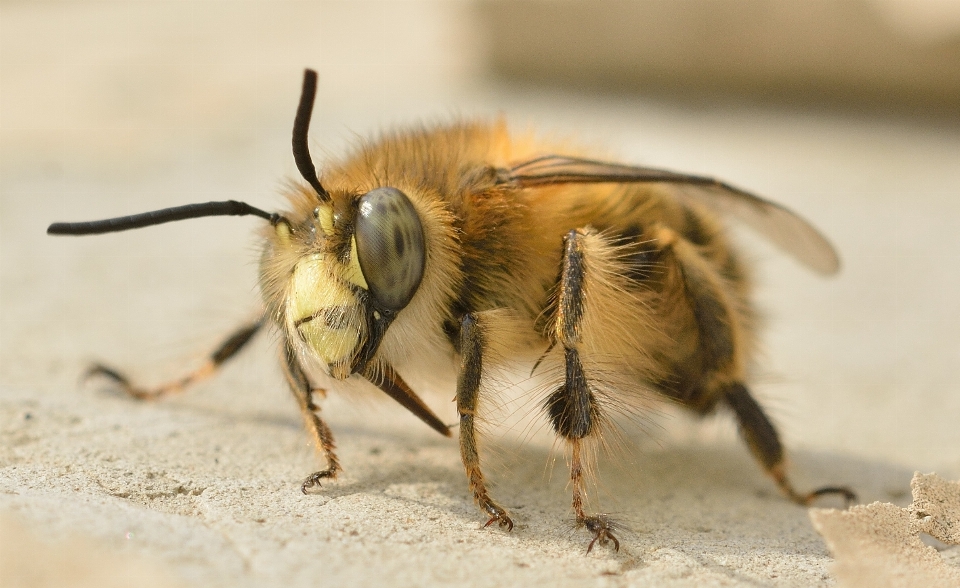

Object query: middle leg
[546,229,619,552]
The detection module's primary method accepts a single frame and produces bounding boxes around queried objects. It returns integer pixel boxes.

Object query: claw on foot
[483,514,514,531]
[480,502,514,531]
[301,468,337,494]
[581,514,620,554]
[796,486,858,508]
[773,465,857,509]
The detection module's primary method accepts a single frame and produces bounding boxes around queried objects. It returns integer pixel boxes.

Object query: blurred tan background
[481,0,960,115]
[2,1,959,587]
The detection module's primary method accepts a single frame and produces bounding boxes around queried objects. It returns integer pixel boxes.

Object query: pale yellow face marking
[342,235,369,291]
[287,253,361,366]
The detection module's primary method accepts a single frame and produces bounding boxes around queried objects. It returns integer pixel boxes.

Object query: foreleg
[282,342,341,494]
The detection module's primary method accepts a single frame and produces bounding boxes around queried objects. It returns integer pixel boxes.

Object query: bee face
[264,186,427,379]
[284,249,364,379]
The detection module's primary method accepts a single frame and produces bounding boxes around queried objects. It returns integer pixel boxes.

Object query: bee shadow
[302,419,917,563]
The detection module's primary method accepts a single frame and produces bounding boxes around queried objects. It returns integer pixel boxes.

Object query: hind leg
[654,225,855,505]
[724,382,855,505]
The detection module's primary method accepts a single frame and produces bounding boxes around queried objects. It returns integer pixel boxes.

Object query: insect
[49,69,855,553]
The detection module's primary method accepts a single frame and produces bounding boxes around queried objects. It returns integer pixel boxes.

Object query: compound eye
[354,187,426,312]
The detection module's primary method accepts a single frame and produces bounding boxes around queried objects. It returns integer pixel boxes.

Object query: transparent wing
[504,155,839,275]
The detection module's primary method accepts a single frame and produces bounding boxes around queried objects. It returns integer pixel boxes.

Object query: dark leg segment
[457,313,513,530]
[653,225,855,506]
[86,320,263,400]
[548,229,619,552]
[652,226,737,410]
[545,347,596,440]
[724,383,856,505]
[282,342,341,494]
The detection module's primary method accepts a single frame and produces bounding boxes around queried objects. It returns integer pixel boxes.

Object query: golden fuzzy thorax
[259,120,753,412]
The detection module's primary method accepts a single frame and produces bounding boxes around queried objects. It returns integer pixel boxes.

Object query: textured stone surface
[811,473,960,588]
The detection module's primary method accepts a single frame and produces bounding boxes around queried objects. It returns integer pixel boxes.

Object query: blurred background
[2,1,959,586]
[483,0,960,116]
[4,0,959,176]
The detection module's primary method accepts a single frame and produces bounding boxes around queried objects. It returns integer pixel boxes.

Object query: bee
[49,69,854,553]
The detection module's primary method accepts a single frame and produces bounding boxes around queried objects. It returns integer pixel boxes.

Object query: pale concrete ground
[2,2,959,587]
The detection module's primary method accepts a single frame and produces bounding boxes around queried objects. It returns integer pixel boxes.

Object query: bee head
[48,68,429,380]
[271,185,425,379]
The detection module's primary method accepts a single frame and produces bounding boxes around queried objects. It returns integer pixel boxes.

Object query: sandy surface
[811,473,960,587]
[2,2,960,586]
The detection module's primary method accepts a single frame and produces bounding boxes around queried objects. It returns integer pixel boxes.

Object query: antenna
[292,69,330,201]
[47,200,276,235]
